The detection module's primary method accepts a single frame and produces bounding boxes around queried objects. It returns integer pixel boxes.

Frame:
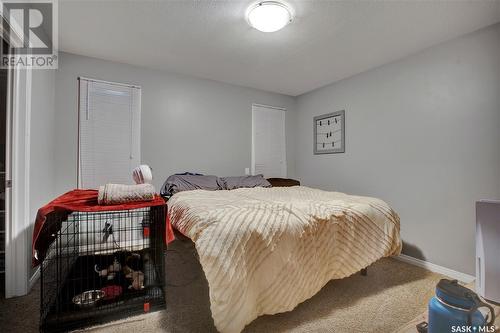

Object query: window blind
[78,78,141,189]
[251,104,287,178]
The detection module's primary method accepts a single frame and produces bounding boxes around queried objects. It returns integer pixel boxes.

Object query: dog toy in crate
[101,285,123,300]
[121,252,145,290]
[125,252,143,271]
[95,258,121,280]
[94,258,122,280]
[123,265,145,290]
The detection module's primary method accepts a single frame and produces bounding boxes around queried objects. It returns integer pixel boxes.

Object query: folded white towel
[98,183,156,205]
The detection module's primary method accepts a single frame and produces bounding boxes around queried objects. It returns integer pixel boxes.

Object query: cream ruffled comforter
[168,186,402,333]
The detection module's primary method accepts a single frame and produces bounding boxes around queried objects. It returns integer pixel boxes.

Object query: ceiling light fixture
[246,1,293,33]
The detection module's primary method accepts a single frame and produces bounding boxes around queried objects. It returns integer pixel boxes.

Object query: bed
[167,184,402,333]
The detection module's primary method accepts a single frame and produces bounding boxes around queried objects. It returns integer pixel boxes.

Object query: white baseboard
[29,266,40,290]
[395,254,475,284]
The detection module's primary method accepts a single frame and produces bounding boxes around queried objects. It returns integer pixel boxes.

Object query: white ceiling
[59,0,500,96]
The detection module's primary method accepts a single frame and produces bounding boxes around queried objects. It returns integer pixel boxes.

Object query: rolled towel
[133,165,153,184]
[98,183,156,205]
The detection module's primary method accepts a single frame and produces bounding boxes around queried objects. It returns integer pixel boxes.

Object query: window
[251,104,286,178]
[78,78,141,189]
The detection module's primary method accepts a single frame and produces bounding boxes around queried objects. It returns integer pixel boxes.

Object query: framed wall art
[313,110,345,154]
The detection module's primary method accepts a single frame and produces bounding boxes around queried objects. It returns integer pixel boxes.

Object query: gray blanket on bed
[160,174,271,197]
[161,174,223,197]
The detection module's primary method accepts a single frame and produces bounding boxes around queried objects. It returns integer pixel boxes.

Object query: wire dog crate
[40,206,166,332]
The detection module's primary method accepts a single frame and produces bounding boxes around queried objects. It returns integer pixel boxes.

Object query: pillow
[220,175,271,190]
[160,174,223,197]
[266,178,300,187]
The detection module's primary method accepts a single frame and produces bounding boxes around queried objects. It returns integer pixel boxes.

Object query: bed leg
[361,268,367,276]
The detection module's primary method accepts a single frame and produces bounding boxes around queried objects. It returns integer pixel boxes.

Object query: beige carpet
[0,239,448,333]
[77,258,441,333]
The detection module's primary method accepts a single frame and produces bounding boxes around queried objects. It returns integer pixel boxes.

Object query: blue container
[427,279,495,333]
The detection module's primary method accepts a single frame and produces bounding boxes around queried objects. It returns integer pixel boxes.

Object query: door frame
[5,64,32,298]
[1,10,33,297]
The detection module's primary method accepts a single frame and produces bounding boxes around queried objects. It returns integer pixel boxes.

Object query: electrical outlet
[245,168,250,175]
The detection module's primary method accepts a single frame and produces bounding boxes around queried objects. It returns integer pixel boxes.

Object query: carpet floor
[1,244,447,333]
[82,257,442,333]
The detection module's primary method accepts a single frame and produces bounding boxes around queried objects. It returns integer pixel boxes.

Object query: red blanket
[32,189,175,267]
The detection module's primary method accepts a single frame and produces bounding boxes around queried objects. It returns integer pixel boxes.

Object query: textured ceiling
[59,0,500,96]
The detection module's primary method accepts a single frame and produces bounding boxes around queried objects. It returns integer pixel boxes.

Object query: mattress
[168,186,402,333]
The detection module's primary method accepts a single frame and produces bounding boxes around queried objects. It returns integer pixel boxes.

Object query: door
[251,104,287,178]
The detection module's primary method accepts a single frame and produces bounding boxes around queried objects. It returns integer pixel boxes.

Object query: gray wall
[294,24,500,275]
[30,70,56,220]
[54,52,296,193]
[29,69,57,275]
